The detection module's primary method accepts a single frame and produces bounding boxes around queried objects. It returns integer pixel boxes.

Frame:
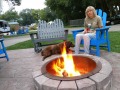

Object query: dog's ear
[70,41,75,47]
[63,40,67,42]
[66,41,74,48]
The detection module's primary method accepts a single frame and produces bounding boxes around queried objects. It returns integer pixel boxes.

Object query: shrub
[29,24,37,30]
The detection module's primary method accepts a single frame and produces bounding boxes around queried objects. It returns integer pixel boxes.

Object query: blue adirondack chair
[72,9,110,56]
[0,38,9,61]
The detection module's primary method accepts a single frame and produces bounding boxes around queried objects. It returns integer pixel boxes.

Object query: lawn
[6,31,120,53]
[4,34,29,38]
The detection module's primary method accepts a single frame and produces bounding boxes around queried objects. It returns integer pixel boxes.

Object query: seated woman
[75,6,103,54]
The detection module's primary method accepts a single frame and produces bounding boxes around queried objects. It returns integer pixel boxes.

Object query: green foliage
[19,9,35,26]
[1,0,119,27]
[45,0,120,23]
[31,9,41,23]
[45,0,96,23]
[18,8,57,26]
[39,7,57,21]
[29,24,37,30]
[0,11,19,21]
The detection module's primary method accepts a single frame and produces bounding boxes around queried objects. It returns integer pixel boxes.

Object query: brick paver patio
[0,48,120,90]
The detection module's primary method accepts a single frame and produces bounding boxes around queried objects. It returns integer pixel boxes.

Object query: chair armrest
[71,28,84,40]
[96,26,110,31]
[95,26,110,40]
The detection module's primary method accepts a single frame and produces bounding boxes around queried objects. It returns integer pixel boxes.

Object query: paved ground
[0,24,119,90]
[0,49,120,90]
[4,35,31,47]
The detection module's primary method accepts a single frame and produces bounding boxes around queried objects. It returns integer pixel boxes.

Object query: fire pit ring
[33,54,112,90]
[41,54,102,80]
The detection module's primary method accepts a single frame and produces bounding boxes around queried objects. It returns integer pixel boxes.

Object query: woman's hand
[83,28,88,34]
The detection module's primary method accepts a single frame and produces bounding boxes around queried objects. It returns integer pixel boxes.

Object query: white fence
[38,19,65,39]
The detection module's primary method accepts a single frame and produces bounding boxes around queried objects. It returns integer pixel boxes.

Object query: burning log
[62,70,68,77]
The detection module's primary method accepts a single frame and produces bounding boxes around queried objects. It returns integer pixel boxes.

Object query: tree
[19,9,35,26]
[45,0,95,24]
[96,0,120,16]
[0,11,19,21]
[5,0,21,6]
[31,9,41,23]
[39,7,57,22]
[45,0,120,24]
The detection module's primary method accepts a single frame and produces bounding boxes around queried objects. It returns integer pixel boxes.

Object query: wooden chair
[0,38,9,61]
[30,19,68,52]
[72,9,110,56]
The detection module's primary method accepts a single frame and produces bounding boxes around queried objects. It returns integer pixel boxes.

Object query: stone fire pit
[32,54,112,90]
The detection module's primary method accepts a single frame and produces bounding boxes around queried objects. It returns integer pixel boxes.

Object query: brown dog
[41,41,74,61]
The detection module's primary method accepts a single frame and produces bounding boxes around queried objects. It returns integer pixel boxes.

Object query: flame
[52,58,64,76]
[52,42,80,77]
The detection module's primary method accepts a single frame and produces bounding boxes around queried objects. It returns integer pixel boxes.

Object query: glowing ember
[52,42,80,77]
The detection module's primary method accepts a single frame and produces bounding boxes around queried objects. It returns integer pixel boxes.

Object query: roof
[0,20,7,22]
[8,22,19,25]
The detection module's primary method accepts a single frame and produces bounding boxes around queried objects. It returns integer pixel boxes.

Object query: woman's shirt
[84,15,103,33]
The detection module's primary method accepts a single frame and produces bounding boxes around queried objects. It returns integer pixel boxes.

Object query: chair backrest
[37,19,65,39]
[97,9,107,27]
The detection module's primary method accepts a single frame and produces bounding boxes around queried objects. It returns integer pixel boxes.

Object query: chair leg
[34,43,42,53]
[1,40,9,61]
[96,45,100,56]
[4,50,9,61]
[107,41,110,52]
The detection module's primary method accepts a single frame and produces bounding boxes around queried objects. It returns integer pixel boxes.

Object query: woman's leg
[83,33,96,54]
[75,34,84,54]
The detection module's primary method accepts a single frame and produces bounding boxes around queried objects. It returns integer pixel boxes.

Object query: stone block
[58,81,77,90]
[89,73,112,90]
[32,70,42,78]
[76,78,96,90]
[42,79,60,90]
[103,80,111,90]
[34,75,49,90]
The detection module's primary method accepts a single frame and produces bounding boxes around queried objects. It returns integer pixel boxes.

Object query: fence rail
[69,19,84,27]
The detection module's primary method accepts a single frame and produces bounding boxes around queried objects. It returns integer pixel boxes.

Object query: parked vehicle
[0,20,10,32]
[107,14,120,25]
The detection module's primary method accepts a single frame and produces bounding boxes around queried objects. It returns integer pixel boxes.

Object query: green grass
[6,40,33,50]
[4,30,37,38]
[4,33,29,38]
[109,31,120,53]
[6,34,74,50]
[6,31,120,53]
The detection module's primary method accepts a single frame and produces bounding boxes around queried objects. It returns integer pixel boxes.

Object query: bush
[10,24,20,31]
[29,24,37,30]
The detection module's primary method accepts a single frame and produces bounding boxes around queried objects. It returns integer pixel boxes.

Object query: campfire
[33,43,112,90]
[41,42,101,80]
[52,42,80,77]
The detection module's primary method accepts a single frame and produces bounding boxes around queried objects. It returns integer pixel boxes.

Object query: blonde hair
[85,6,97,19]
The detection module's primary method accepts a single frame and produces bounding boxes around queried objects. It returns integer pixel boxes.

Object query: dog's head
[64,41,74,48]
